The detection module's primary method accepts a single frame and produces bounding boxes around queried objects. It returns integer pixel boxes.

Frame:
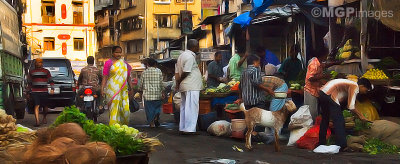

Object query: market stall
[0,107,162,164]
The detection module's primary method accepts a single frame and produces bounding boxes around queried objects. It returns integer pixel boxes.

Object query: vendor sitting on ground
[318,78,372,150]
[238,55,273,110]
[207,51,225,88]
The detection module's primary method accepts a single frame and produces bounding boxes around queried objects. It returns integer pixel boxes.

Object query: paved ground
[17,108,400,164]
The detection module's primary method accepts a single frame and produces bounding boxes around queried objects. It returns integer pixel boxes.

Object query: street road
[17,109,400,164]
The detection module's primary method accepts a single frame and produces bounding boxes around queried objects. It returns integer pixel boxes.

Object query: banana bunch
[336,39,361,60]
[347,74,358,82]
[362,69,389,80]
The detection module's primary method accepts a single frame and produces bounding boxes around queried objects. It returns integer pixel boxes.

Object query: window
[74,38,84,51]
[121,16,143,33]
[156,15,172,28]
[73,1,84,25]
[41,0,55,23]
[43,37,55,51]
[126,0,137,8]
[176,0,193,3]
[154,0,170,4]
[127,40,143,54]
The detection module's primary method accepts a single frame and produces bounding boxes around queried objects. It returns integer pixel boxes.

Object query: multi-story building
[113,0,201,65]
[94,0,118,65]
[22,0,96,71]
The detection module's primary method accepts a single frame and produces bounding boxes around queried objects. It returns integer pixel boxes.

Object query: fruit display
[347,74,358,82]
[362,68,389,80]
[336,39,361,60]
[204,83,231,94]
[52,106,162,156]
[227,80,240,87]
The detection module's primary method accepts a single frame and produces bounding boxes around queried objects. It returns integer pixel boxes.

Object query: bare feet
[42,118,47,124]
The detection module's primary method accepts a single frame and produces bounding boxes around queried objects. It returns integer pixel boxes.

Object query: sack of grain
[51,123,88,145]
[64,145,95,164]
[85,142,116,164]
[362,120,400,147]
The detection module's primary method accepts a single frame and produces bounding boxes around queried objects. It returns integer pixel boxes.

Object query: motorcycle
[80,86,100,122]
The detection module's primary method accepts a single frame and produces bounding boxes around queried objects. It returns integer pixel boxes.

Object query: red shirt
[304,58,323,97]
[28,68,53,92]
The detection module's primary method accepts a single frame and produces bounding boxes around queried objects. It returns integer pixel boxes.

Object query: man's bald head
[187,39,199,53]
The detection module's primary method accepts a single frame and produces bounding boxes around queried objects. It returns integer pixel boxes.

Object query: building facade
[22,0,96,65]
[94,0,118,66]
[113,0,201,65]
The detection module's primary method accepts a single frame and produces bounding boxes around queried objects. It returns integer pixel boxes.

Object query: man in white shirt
[175,39,203,134]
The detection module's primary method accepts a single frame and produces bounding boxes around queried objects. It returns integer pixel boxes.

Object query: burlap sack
[362,120,400,147]
[51,123,88,145]
[23,145,66,164]
[64,145,95,164]
[85,142,116,164]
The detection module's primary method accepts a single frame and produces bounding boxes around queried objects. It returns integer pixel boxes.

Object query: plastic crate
[197,112,217,131]
[162,103,173,114]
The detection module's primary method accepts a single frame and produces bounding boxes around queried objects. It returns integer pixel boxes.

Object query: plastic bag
[173,92,181,111]
[313,145,341,154]
[287,126,310,146]
[129,99,140,113]
[207,120,231,137]
[288,105,313,130]
[296,117,331,150]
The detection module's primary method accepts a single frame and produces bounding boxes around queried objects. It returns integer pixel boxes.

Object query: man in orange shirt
[304,48,332,121]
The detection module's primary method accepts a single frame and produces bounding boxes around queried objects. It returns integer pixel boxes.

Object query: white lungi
[179,90,200,132]
[304,91,319,121]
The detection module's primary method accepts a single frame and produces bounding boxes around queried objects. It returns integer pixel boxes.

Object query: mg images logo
[311,6,394,19]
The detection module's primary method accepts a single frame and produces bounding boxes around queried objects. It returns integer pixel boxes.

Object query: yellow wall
[146,0,202,54]
[23,0,96,61]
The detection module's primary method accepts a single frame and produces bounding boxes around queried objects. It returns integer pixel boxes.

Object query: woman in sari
[101,46,132,125]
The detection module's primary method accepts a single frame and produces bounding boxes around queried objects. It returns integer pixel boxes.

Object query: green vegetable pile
[52,106,156,156]
[354,118,371,132]
[363,138,400,155]
[342,110,353,118]
[330,71,338,79]
[225,104,239,110]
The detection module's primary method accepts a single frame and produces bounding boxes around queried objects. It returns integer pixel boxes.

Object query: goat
[238,100,297,152]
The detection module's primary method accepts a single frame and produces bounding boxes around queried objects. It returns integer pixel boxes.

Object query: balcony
[96,15,111,28]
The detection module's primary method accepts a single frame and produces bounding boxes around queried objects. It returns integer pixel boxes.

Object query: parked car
[27,58,77,113]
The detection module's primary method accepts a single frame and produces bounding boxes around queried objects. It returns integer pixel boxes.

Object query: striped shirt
[304,58,323,97]
[321,79,359,110]
[139,67,164,101]
[28,68,53,92]
[239,65,265,106]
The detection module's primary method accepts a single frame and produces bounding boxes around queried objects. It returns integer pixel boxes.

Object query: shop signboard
[202,0,219,9]
[180,10,193,35]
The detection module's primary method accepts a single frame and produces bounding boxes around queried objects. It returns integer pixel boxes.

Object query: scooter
[81,86,99,122]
